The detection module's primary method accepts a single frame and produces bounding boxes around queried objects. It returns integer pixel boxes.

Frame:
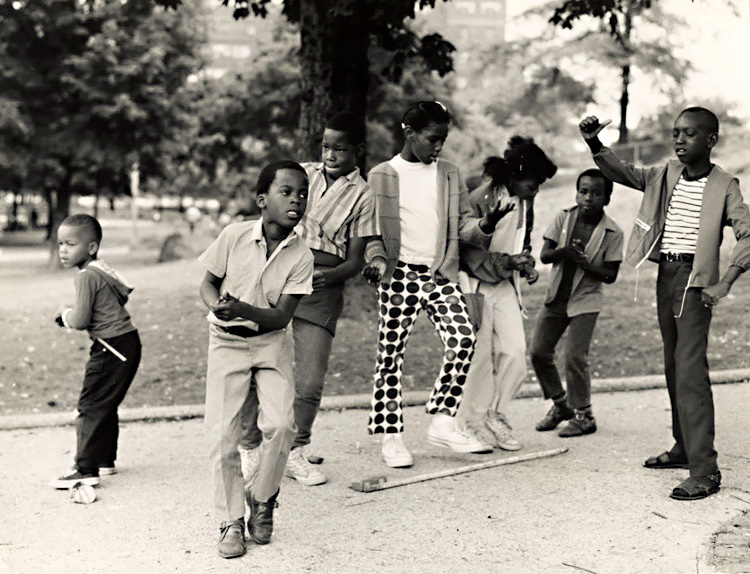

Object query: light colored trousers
[205,325,296,523]
[457,280,527,426]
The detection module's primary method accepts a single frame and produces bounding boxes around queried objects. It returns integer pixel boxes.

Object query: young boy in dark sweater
[51,214,141,489]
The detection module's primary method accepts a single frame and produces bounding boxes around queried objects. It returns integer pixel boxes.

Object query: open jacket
[593,146,750,288]
[364,158,490,283]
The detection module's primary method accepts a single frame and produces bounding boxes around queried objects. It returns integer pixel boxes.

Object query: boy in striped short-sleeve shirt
[239,112,381,487]
[580,107,750,501]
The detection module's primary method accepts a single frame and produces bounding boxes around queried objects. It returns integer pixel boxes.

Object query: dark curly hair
[483,136,557,191]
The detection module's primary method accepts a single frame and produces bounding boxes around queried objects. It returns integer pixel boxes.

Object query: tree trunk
[618,0,633,145]
[619,63,630,144]
[298,1,371,170]
[47,174,73,270]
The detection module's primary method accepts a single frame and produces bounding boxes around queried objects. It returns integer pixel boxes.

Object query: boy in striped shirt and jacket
[579,107,750,501]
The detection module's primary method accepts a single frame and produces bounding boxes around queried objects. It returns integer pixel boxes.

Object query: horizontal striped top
[295,162,380,259]
[661,174,707,255]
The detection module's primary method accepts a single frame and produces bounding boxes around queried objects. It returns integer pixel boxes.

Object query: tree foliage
[0,0,206,262]
[155,0,457,160]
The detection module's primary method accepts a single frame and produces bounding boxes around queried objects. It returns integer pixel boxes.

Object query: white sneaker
[484,412,522,451]
[99,466,117,476]
[238,444,261,489]
[285,446,328,486]
[427,413,493,454]
[382,433,413,468]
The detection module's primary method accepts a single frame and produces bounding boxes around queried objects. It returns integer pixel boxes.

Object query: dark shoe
[217,519,246,559]
[536,403,575,432]
[247,489,279,545]
[49,470,100,489]
[643,451,688,470]
[558,411,597,437]
[670,471,721,501]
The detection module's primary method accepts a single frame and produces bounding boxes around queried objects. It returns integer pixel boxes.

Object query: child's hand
[521,266,539,285]
[213,293,247,321]
[508,253,532,271]
[312,270,329,289]
[579,116,612,140]
[481,195,515,231]
[557,242,587,265]
[362,257,386,284]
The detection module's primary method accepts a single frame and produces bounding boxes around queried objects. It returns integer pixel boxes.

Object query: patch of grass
[3,177,750,417]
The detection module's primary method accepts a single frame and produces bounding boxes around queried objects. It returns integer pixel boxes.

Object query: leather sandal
[670,472,721,501]
[643,451,688,469]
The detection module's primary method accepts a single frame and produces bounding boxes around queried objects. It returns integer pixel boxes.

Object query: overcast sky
[505,0,750,132]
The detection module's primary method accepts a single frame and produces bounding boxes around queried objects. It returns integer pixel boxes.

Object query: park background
[1,0,750,418]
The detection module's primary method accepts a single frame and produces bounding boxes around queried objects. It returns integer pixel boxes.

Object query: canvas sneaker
[99,465,117,476]
[50,470,100,489]
[484,412,522,451]
[381,433,414,468]
[285,446,327,486]
[427,413,493,454]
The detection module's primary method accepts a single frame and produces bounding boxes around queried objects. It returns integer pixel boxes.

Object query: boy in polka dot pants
[363,101,514,468]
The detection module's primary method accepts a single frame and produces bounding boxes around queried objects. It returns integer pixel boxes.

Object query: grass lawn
[2,162,750,416]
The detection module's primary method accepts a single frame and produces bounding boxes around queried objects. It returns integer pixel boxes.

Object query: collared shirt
[198,218,314,331]
[543,206,624,317]
[295,162,379,259]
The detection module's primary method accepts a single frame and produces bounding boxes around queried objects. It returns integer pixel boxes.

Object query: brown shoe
[217,519,246,559]
[247,489,279,545]
[536,403,574,431]
[558,411,597,437]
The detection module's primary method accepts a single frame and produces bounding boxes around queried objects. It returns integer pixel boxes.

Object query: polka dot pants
[368,261,477,434]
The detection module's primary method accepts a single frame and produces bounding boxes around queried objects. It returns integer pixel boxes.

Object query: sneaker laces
[286,448,312,476]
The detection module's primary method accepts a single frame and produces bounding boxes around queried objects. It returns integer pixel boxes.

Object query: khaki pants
[457,280,527,425]
[205,325,296,523]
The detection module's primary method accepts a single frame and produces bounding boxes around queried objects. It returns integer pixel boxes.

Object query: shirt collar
[312,162,360,184]
[250,216,299,248]
[565,205,619,232]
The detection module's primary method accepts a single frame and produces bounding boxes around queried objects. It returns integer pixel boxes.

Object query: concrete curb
[2,368,748,431]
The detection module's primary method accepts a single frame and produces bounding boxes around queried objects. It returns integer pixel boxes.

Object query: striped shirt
[660,174,707,255]
[295,162,380,259]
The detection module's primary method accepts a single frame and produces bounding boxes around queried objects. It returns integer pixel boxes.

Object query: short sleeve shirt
[543,207,624,316]
[295,163,380,259]
[198,218,314,330]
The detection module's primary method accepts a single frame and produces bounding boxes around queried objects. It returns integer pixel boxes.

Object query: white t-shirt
[389,154,439,265]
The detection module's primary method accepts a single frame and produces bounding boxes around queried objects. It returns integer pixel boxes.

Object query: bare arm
[313,237,365,288]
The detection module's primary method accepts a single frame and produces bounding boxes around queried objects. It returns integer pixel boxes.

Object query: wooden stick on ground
[349,447,569,493]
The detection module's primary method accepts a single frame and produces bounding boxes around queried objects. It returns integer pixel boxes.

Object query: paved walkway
[1,382,749,574]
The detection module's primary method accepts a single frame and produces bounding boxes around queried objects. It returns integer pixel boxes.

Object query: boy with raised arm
[580,108,750,500]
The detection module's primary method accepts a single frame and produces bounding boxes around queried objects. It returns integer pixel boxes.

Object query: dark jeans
[657,260,716,477]
[530,302,599,410]
[76,330,141,474]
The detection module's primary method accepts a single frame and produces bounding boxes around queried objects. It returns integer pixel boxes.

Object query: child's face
[576,176,608,218]
[321,128,360,179]
[57,224,97,269]
[508,177,540,200]
[673,112,716,166]
[406,121,448,164]
[257,169,308,230]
